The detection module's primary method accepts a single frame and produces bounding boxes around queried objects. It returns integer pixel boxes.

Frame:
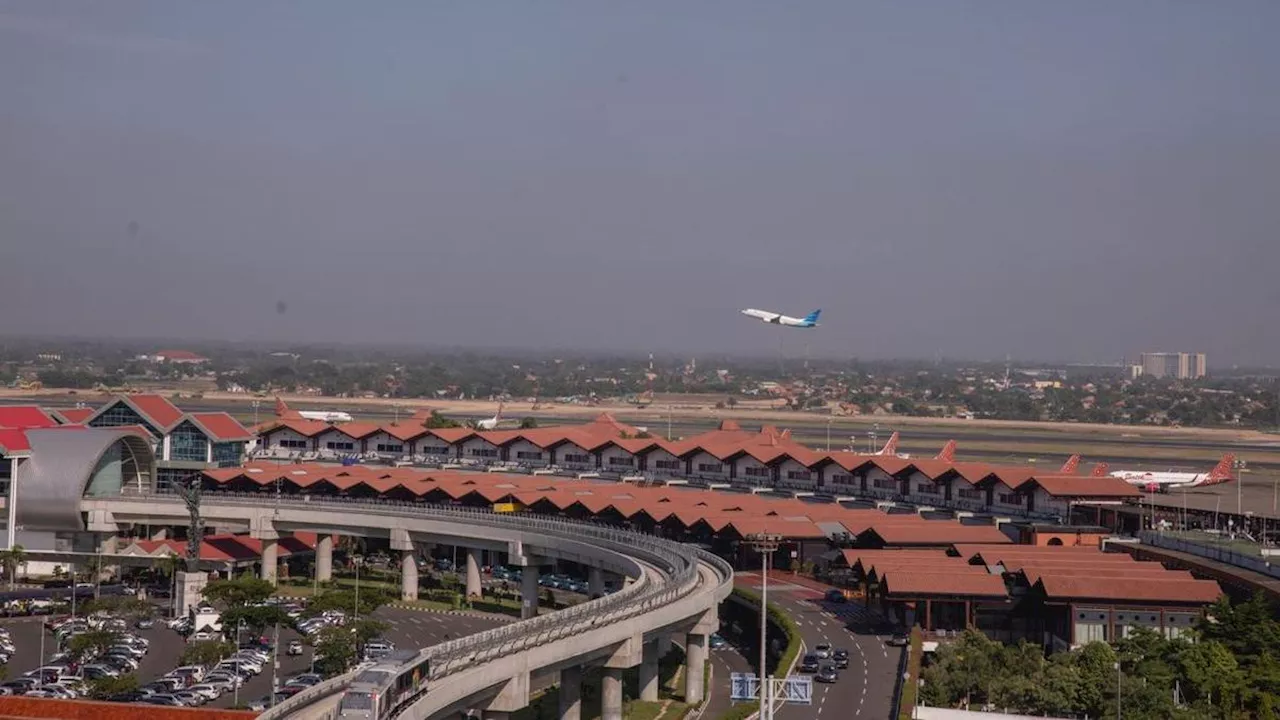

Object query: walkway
[1117,542,1280,600]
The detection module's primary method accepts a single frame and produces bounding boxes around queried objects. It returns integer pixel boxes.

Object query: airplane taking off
[1110,454,1236,491]
[475,402,505,430]
[740,308,821,328]
[275,398,353,424]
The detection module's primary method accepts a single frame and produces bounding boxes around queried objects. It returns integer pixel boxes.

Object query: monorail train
[338,650,431,719]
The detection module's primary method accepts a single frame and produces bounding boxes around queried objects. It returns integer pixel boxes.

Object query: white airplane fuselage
[298,410,353,423]
[740,308,820,328]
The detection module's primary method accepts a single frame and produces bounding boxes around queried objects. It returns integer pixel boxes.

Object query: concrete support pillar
[466,548,482,598]
[602,668,624,720]
[316,535,333,582]
[639,639,660,701]
[521,566,539,619]
[558,666,582,720]
[588,566,604,598]
[401,550,419,601]
[685,633,707,705]
[261,538,278,584]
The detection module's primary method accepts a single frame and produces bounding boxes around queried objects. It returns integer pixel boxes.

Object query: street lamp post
[746,532,782,720]
[826,417,832,452]
[353,555,363,622]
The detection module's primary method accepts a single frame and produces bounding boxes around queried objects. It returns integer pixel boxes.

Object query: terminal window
[279,439,308,449]
[654,460,681,471]
[608,456,634,466]
[744,466,770,478]
[787,470,812,481]
[376,443,404,453]
[469,447,498,458]
[957,488,982,501]
[420,445,448,455]
[697,463,724,474]
[516,451,543,460]
[997,492,1023,505]
[873,478,897,490]
[830,473,854,486]
[169,421,209,462]
[326,441,355,452]
[563,453,591,464]
[915,483,940,495]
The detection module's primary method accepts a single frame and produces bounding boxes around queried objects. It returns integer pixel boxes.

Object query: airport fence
[1139,530,1280,579]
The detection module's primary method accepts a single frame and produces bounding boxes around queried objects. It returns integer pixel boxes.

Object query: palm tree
[0,545,26,591]
[159,553,184,611]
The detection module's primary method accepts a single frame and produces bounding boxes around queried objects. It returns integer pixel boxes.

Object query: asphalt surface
[736,575,902,720]
[704,635,752,719]
[1,605,504,710]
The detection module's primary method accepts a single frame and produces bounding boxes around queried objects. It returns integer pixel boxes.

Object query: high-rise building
[1139,352,1207,380]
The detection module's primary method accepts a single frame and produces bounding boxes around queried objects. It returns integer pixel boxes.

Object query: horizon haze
[2,2,1277,364]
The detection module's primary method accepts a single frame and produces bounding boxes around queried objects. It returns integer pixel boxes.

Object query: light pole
[826,417,832,452]
[252,400,261,428]
[746,532,782,720]
[1116,661,1122,720]
[233,620,243,707]
[353,555,363,622]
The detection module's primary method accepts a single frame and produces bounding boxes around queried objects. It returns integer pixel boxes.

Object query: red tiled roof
[1036,576,1222,604]
[320,422,383,440]
[155,349,208,361]
[126,394,184,428]
[0,406,59,429]
[861,523,1012,547]
[882,571,1009,598]
[0,428,32,454]
[50,407,95,424]
[1032,475,1142,498]
[384,423,431,442]
[188,413,253,442]
[260,418,333,437]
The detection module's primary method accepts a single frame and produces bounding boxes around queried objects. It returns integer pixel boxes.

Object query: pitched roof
[0,428,32,455]
[125,394,185,428]
[0,406,59,429]
[882,571,1009,598]
[860,523,1013,547]
[187,413,253,442]
[49,407,95,424]
[1036,576,1222,604]
[1031,475,1142,498]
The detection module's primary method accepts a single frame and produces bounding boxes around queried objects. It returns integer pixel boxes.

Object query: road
[704,636,751,719]
[737,574,901,720]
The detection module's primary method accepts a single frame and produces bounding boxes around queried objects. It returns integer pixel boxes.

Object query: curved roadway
[82,492,733,720]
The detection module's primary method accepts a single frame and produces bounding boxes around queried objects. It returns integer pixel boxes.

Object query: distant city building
[1139,352,1207,380]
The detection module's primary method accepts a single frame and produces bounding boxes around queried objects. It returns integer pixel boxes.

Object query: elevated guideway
[79,491,734,719]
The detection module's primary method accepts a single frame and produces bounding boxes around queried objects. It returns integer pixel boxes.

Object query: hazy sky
[2,2,1277,365]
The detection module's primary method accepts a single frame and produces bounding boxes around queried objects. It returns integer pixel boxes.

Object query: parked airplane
[1091,462,1109,477]
[275,398,353,424]
[1060,454,1081,474]
[475,402,505,431]
[740,308,821,328]
[1110,454,1236,491]
[877,431,901,457]
[936,440,957,463]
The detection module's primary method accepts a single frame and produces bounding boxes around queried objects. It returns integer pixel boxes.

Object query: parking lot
[0,601,505,710]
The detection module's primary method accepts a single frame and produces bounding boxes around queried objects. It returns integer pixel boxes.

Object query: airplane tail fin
[1206,453,1236,484]
[1059,454,1081,474]
[936,440,957,463]
[803,309,822,325]
[1091,462,1109,477]
[275,397,289,417]
[878,431,900,456]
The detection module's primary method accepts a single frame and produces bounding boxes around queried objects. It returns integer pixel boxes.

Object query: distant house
[142,350,210,365]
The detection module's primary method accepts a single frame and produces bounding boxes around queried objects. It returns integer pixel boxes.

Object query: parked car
[135,618,156,629]
[287,640,304,656]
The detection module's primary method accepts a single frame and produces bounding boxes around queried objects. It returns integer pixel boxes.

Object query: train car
[338,650,431,719]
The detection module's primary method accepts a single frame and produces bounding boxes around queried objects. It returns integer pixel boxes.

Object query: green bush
[716,588,803,720]
[897,626,923,720]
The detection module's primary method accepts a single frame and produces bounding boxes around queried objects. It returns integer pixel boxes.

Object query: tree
[519,417,538,429]
[0,545,26,591]
[305,586,393,620]
[202,573,276,608]
[311,625,357,676]
[181,639,236,667]
[79,596,154,619]
[67,629,120,663]
[424,411,462,429]
[85,674,139,700]
[221,604,293,641]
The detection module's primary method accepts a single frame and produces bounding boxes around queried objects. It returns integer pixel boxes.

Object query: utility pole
[746,532,782,720]
[1116,661,1122,720]
[825,416,832,452]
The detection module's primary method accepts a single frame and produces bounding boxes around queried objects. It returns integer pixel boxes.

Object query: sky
[1,1,1277,365]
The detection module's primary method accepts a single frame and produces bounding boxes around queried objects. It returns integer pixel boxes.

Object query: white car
[813,643,833,659]
[189,630,218,642]
[187,684,222,701]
